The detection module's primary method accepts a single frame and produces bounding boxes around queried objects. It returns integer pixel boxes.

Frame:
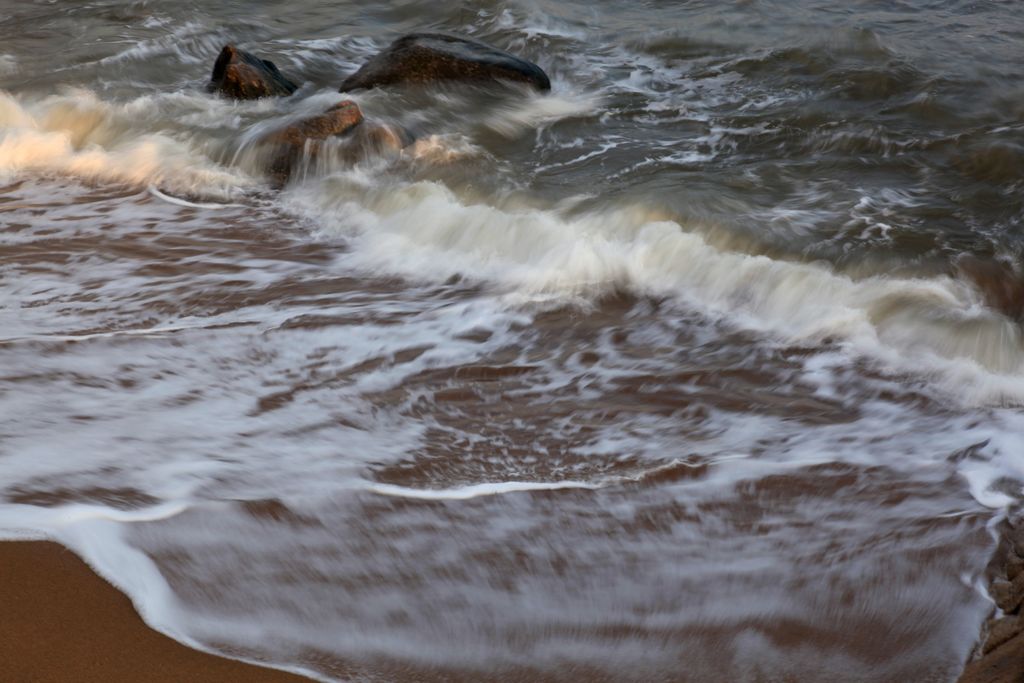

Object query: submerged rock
[955,255,1024,322]
[209,45,298,100]
[357,121,415,158]
[339,33,551,93]
[256,101,413,184]
[259,100,364,182]
[262,101,365,148]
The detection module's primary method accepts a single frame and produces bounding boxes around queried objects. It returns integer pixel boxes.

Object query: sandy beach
[0,540,308,683]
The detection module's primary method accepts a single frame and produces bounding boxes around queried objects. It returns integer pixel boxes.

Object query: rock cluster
[205,33,550,183]
[959,513,1024,683]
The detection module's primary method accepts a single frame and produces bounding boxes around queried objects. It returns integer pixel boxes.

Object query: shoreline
[0,540,310,683]
[1,534,1018,683]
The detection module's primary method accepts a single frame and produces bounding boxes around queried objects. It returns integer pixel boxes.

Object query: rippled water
[2,0,1023,680]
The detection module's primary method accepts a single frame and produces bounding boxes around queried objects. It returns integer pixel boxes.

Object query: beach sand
[0,540,310,683]
[0,536,1017,682]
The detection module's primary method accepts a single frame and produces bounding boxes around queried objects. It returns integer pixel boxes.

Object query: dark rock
[339,33,550,93]
[259,100,364,182]
[956,255,1024,322]
[209,45,298,100]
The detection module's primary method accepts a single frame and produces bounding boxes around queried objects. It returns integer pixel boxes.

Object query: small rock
[259,100,364,182]
[209,45,298,100]
[990,571,1024,613]
[1012,525,1024,558]
[955,255,1024,322]
[983,616,1024,655]
[959,622,1024,683]
[263,101,364,147]
[1007,550,1024,582]
[339,33,551,93]
[361,122,414,155]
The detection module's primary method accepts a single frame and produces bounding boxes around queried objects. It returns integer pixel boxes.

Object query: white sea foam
[2,84,1023,408]
[282,177,1024,405]
[480,90,601,137]
[98,21,230,66]
[404,133,483,164]
[147,184,244,209]
[0,90,251,197]
[0,54,17,76]
[366,480,600,500]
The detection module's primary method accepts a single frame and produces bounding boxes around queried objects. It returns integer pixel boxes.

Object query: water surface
[2,1,1023,680]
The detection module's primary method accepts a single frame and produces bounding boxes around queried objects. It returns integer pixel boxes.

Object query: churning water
[1,1,1023,680]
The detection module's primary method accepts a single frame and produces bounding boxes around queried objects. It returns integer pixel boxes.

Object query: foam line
[147,184,243,210]
[365,480,601,500]
[0,320,260,345]
[0,501,190,535]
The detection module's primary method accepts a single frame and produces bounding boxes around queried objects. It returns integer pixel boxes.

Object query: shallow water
[1,0,1023,680]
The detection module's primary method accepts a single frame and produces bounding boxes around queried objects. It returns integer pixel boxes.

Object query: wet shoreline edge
[1,531,1017,682]
[0,539,313,682]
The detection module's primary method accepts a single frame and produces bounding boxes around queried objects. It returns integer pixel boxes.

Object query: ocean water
[1,0,1023,680]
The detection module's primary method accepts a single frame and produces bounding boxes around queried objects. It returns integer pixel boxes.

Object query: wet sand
[0,534,1017,682]
[0,540,310,683]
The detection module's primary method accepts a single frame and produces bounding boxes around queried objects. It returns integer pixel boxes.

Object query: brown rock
[263,101,364,147]
[339,33,551,93]
[958,627,1024,683]
[259,100,364,183]
[356,121,415,156]
[991,571,1024,614]
[1008,551,1024,582]
[956,255,1024,322]
[209,45,298,100]
[255,102,414,185]
[1012,525,1024,558]
[983,616,1024,655]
